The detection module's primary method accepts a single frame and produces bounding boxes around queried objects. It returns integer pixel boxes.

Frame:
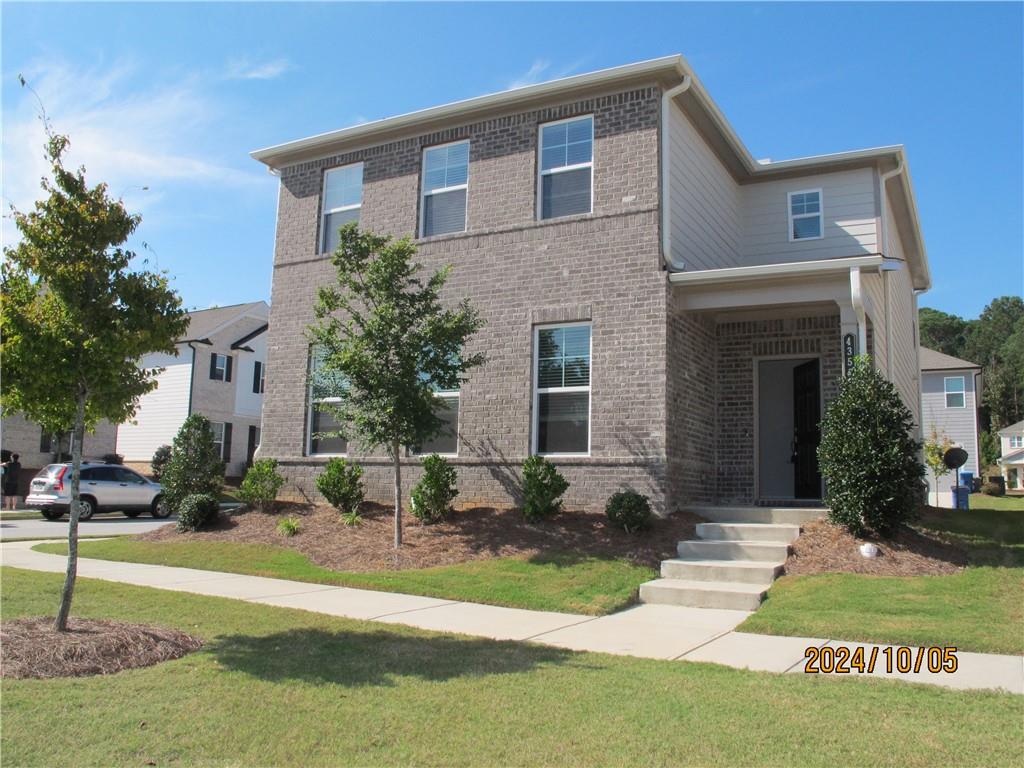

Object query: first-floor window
[210,421,232,461]
[412,392,460,456]
[944,376,966,408]
[308,347,347,455]
[533,323,591,455]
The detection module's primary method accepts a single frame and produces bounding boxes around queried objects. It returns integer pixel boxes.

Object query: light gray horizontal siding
[921,369,980,492]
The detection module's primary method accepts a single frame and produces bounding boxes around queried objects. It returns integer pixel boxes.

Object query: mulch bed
[784,519,967,577]
[138,503,702,572]
[0,617,202,679]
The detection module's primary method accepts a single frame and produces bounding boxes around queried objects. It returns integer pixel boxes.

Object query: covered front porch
[667,255,900,508]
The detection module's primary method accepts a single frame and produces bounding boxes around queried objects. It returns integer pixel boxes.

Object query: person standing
[3,454,22,510]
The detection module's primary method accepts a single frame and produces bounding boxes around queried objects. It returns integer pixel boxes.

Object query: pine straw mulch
[1,617,202,680]
[783,517,968,577]
[136,503,702,572]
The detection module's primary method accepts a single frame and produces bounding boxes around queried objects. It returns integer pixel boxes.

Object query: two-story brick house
[251,54,930,515]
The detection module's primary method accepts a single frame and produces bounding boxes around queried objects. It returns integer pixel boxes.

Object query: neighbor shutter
[209,353,218,379]
[225,356,233,382]
[253,361,262,394]
[222,422,233,464]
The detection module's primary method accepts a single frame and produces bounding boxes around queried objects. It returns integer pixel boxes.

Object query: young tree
[307,224,484,547]
[1,127,187,631]
[923,428,954,502]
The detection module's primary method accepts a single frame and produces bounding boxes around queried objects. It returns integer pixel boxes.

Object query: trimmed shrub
[176,493,219,532]
[238,458,285,513]
[605,490,652,533]
[160,415,225,514]
[521,455,569,523]
[277,516,301,537]
[981,481,1005,497]
[316,458,364,516]
[101,452,124,465]
[410,454,458,523]
[818,356,925,537]
[151,444,172,481]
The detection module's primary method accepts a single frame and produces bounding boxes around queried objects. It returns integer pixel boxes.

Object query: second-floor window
[321,163,363,254]
[538,115,593,220]
[944,376,966,408]
[789,189,823,241]
[420,141,469,237]
[1010,436,1023,449]
[253,361,266,394]
[210,353,232,382]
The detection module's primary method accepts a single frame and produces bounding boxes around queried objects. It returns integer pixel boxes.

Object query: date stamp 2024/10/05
[803,646,958,674]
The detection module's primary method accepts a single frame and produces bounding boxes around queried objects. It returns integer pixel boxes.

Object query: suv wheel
[41,509,64,521]
[151,496,171,519]
[77,498,96,521]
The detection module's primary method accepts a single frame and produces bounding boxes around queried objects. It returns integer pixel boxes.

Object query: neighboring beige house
[919,347,982,505]
[0,413,117,496]
[250,54,930,514]
[997,419,1024,491]
[116,301,269,478]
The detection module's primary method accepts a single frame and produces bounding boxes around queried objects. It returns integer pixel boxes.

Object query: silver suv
[26,463,169,521]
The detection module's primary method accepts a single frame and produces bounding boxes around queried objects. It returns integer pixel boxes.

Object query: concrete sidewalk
[2,539,1021,695]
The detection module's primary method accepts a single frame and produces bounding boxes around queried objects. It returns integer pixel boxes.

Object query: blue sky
[3,2,1021,319]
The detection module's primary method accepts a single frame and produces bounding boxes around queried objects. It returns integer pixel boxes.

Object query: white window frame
[210,421,226,460]
[419,140,469,238]
[320,162,363,254]
[531,321,592,457]
[944,376,966,409]
[307,350,347,457]
[211,353,228,381]
[411,391,460,457]
[788,188,824,242]
[536,115,594,221]
[1010,436,1022,449]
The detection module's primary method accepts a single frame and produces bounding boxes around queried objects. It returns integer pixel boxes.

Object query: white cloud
[224,57,292,81]
[2,59,265,245]
[506,58,587,90]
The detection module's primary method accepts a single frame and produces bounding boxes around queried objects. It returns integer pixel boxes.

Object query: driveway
[0,512,177,540]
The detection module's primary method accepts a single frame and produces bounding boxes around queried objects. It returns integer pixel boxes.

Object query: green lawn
[3,567,1021,767]
[34,539,654,615]
[0,511,45,520]
[965,493,1024,512]
[741,501,1024,653]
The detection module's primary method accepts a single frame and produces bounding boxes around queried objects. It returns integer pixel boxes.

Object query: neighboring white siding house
[997,419,1024,491]
[115,349,193,465]
[919,347,982,504]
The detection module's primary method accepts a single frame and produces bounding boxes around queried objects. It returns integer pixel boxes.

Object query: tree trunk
[392,440,402,549]
[54,388,86,632]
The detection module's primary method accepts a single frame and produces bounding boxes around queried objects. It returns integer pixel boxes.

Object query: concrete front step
[678,539,791,562]
[696,522,801,543]
[661,557,785,584]
[639,578,767,611]
[686,505,827,526]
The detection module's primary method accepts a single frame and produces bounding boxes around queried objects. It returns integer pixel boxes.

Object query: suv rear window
[36,464,64,478]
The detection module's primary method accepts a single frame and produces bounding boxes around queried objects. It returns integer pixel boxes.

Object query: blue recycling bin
[960,471,974,488]
[952,486,970,510]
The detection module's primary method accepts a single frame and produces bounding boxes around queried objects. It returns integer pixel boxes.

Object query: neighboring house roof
[998,419,1024,437]
[998,448,1024,465]
[181,301,269,343]
[230,323,269,351]
[919,347,982,372]
[250,54,929,291]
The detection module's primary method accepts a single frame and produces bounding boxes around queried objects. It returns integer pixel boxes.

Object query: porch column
[837,267,868,375]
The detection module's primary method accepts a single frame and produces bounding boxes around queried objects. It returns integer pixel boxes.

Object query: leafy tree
[307,224,484,547]
[1,122,187,630]
[918,307,968,357]
[817,357,925,536]
[963,297,1024,368]
[161,414,225,513]
[979,430,1001,470]
[151,444,173,480]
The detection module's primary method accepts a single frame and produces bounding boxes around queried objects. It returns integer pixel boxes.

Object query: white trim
[668,255,887,286]
[536,115,594,221]
[419,139,469,238]
[787,188,824,242]
[211,353,228,381]
[531,321,592,457]
[944,375,966,409]
[210,421,226,461]
[320,162,363,254]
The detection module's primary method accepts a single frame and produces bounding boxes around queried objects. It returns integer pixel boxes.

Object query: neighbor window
[1010,436,1023,449]
[307,347,347,455]
[533,323,591,455]
[788,189,823,241]
[210,353,232,382]
[253,361,266,394]
[210,421,230,461]
[944,376,966,408]
[321,163,363,254]
[420,141,469,237]
[538,115,593,220]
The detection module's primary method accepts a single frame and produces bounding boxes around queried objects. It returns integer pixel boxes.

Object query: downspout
[185,342,198,417]
[878,158,904,377]
[661,75,692,270]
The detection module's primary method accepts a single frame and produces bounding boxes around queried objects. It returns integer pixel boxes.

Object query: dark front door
[792,359,822,498]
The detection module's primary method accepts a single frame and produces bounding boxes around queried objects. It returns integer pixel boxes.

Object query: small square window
[944,376,966,408]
